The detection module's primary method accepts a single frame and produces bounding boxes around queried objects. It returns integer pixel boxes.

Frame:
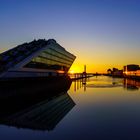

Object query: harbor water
[0,76,140,140]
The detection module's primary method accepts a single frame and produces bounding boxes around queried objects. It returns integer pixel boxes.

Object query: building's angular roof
[0,39,69,74]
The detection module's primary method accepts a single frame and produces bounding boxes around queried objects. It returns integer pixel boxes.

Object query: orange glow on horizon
[69,65,83,73]
[69,70,75,74]
[69,62,125,73]
[64,39,140,74]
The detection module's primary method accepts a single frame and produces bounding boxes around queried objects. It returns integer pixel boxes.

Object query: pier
[69,73,100,80]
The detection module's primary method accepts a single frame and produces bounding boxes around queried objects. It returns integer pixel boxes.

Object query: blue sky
[0,0,140,72]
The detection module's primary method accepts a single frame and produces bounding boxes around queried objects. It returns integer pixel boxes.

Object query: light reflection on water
[0,76,140,140]
[68,76,140,140]
[70,76,140,92]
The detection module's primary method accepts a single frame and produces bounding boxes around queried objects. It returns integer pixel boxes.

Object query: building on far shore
[123,64,140,76]
[107,68,123,77]
[107,64,140,78]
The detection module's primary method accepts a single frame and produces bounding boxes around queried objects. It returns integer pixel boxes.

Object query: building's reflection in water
[123,78,140,90]
[0,79,75,131]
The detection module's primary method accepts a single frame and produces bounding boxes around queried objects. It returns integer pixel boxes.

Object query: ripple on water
[86,83,122,88]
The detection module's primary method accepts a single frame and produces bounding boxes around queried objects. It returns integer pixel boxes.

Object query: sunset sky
[0,0,140,73]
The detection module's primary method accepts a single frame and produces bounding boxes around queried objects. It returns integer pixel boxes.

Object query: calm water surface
[0,76,140,140]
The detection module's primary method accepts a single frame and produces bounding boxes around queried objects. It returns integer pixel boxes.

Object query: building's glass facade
[24,45,75,72]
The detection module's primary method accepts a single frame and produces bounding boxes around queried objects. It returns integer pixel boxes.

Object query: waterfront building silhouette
[0,39,76,79]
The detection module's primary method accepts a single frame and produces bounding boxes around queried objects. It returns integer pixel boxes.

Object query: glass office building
[0,39,76,78]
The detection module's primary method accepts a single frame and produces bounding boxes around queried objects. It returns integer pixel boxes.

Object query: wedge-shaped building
[0,39,76,79]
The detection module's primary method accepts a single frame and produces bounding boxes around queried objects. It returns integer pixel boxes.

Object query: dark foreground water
[0,76,140,140]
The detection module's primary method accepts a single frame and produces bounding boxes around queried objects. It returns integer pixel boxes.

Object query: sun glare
[69,65,83,73]
[69,70,75,74]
